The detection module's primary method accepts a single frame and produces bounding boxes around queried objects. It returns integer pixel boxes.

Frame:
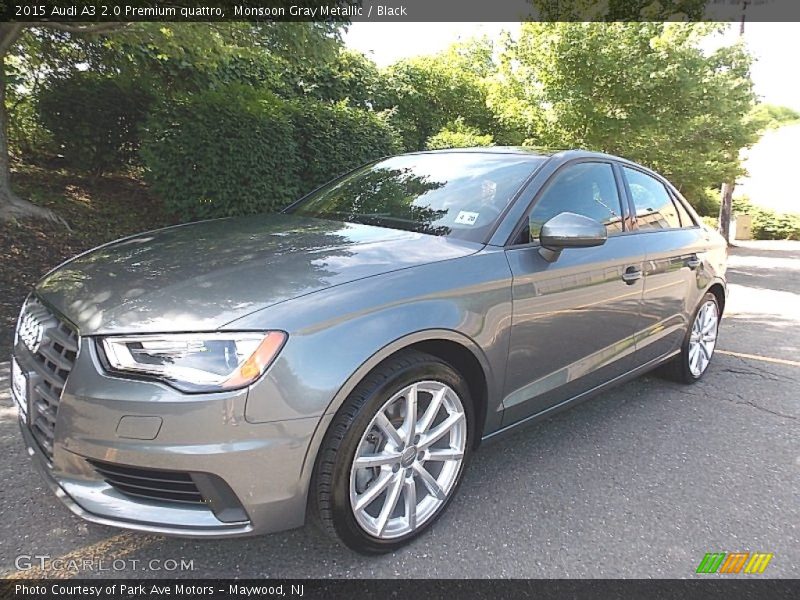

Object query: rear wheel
[661,292,720,383]
[311,350,473,554]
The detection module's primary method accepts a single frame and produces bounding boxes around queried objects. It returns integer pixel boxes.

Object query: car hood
[35,213,481,335]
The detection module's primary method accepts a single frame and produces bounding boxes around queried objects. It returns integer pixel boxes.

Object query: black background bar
[4,0,800,23]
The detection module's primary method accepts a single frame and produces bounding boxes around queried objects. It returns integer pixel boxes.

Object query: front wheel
[311,350,473,554]
[662,292,720,383]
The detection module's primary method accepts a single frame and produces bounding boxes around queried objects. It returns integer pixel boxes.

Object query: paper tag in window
[454,211,479,226]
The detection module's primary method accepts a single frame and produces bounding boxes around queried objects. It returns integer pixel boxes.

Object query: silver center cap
[400,446,417,468]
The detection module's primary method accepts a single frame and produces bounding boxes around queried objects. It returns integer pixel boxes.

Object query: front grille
[16,297,79,462]
[87,459,206,505]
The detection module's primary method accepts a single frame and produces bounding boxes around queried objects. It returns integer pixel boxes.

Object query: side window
[623,167,681,230]
[672,195,695,227]
[528,162,624,241]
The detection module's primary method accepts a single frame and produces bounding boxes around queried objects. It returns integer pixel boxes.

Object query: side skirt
[480,350,680,445]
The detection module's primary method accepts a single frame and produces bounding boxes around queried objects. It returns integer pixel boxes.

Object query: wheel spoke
[419,411,464,451]
[702,319,716,335]
[375,472,404,536]
[699,341,711,361]
[417,387,445,433]
[425,448,464,462]
[413,463,447,501]
[375,413,403,448]
[354,470,394,512]
[354,451,401,470]
[403,476,417,531]
[690,345,701,373]
[350,379,467,539]
[403,384,417,444]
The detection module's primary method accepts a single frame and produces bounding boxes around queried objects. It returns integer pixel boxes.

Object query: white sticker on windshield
[454,211,479,226]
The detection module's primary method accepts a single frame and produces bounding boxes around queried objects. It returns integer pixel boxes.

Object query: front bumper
[18,421,254,537]
[13,327,328,538]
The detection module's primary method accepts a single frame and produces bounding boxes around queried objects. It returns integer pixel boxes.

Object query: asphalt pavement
[0,240,797,579]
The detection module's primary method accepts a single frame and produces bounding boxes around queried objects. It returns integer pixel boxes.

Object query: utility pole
[718,0,750,245]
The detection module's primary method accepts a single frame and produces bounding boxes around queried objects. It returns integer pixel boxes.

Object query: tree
[718,0,774,245]
[0,22,129,225]
[529,0,707,20]
[381,40,495,151]
[1,21,346,225]
[285,48,387,109]
[491,22,759,204]
[426,118,494,150]
[750,103,800,130]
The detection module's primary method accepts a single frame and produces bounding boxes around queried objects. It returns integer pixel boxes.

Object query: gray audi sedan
[11,148,726,553]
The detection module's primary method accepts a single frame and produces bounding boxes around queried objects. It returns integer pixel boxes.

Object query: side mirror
[536,212,607,262]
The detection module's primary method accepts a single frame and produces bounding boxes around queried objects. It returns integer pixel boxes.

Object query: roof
[409,147,631,163]
[412,146,557,158]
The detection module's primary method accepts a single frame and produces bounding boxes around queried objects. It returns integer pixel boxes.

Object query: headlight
[99,331,287,393]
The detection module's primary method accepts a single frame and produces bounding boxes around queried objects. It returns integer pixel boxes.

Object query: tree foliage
[141,86,298,220]
[426,118,494,150]
[491,22,759,202]
[38,73,154,174]
[381,40,495,151]
[529,0,707,20]
[5,21,766,223]
[291,99,401,195]
[141,85,401,220]
[751,103,800,131]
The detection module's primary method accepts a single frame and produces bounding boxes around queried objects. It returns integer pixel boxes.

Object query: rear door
[501,161,645,425]
[620,165,709,366]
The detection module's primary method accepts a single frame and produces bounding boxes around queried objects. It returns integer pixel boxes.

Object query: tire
[311,350,474,554]
[661,292,720,384]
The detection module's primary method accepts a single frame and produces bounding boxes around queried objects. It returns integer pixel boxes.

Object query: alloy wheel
[349,380,467,539]
[688,300,719,377]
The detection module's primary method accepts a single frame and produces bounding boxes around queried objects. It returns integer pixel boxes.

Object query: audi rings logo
[18,309,44,353]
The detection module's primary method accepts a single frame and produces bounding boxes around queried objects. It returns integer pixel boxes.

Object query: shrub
[426,119,494,150]
[8,97,55,162]
[732,197,800,240]
[290,100,402,195]
[38,73,154,174]
[141,86,298,220]
[700,215,719,230]
[694,187,722,217]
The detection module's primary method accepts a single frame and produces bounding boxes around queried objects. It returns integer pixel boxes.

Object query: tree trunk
[0,45,68,226]
[718,182,735,246]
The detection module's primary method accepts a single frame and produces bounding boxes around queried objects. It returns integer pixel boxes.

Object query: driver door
[501,161,645,425]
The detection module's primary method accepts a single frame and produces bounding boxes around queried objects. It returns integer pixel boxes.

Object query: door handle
[686,255,701,270]
[622,266,642,285]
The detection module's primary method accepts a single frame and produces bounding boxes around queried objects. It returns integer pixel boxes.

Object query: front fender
[230,249,513,427]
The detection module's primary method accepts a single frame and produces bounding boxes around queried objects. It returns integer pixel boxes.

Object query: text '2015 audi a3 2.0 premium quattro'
[11,149,726,553]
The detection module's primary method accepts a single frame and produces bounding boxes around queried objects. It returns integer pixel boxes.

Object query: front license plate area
[11,358,29,422]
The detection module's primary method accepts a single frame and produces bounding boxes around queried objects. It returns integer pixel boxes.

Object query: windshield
[286,153,544,243]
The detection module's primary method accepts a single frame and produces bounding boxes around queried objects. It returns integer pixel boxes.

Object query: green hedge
[142,87,401,219]
[141,86,298,220]
[426,119,494,150]
[733,198,800,240]
[694,187,722,217]
[290,100,401,195]
[38,73,154,174]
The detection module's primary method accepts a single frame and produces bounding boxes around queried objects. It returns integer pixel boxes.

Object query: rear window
[624,167,681,230]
